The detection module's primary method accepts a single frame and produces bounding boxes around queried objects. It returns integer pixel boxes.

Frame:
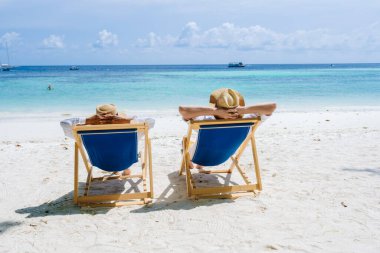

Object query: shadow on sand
[0,221,22,234]
[15,182,115,218]
[16,170,245,217]
[132,171,240,213]
[342,167,380,176]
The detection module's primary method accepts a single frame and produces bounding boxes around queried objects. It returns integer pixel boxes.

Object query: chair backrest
[192,122,254,166]
[77,128,138,172]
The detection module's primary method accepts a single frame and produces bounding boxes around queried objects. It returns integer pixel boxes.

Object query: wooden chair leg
[185,167,192,198]
[74,143,79,204]
[84,168,93,196]
[148,139,154,198]
[251,137,262,191]
[182,149,193,198]
[179,137,187,176]
[179,158,185,176]
[227,157,236,173]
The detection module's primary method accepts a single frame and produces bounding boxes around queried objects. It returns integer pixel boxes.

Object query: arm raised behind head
[179,106,238,121]
[85,114,133,125]
[236,103,277,116]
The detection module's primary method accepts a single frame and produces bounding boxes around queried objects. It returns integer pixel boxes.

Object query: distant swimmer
[47,84,53,90]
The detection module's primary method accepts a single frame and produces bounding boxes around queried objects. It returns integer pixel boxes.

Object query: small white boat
[228,62,245,68]
[1,64,12,71]
[1,42,14,71]
[69,66,79,70]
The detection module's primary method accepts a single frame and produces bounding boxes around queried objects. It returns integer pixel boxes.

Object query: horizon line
[11,62,380,67]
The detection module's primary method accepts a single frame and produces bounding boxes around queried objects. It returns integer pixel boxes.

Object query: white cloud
[93,29,119,48]
[175,21,200,47]
[200,23,283,50]
[135,22,380,52]
[42,35,65,49]
[135,32,175,48]
[349,22,380,51]
[0,32,21,47]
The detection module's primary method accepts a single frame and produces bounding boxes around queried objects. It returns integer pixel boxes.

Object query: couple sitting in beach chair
[61,88,276,206]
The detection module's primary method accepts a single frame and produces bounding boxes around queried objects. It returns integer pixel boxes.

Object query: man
[60,104,155,176]
[179,88,276,121]
[178,88,276,171]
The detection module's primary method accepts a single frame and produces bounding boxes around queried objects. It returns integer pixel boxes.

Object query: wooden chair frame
[72,123,153,207]
[179,118,262,199]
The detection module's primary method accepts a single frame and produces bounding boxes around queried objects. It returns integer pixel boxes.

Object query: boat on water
[1,42,14,71]
[228,62,245,68]
[69,66,79,70]
[1,64,12,71]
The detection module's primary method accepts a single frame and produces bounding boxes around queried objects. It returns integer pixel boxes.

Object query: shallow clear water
[1,64,380,114]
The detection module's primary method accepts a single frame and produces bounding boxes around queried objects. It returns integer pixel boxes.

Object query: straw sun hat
[96,104,118,116]
[209,88,245,109]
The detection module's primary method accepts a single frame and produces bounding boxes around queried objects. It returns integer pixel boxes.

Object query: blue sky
[0,0,380,65]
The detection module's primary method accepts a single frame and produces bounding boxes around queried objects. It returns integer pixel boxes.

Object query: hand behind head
[215,107,239,119]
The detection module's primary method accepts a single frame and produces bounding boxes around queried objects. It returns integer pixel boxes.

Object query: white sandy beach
[0,109,379,253]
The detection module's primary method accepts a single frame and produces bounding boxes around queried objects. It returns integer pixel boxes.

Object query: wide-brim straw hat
[96,104,118,116]
[209,88,245,109]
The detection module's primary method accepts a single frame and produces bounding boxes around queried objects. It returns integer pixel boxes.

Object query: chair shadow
[15,190,83,218]
[15,179,142,218]
[0,221,22,234]
[342,167,380,176]
[16,170,248,216]
[89,178,142,195]
[132,170,239,213]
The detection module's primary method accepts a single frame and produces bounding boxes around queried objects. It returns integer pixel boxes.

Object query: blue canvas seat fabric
[192,123,253,166]
[78,129,138,172]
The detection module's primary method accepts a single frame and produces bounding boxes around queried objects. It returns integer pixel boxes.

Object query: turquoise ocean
[1,64,380,115]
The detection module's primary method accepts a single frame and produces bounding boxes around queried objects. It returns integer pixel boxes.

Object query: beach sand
[0,109,379,252]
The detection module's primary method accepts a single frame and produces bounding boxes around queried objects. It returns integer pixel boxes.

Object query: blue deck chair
[72,123,153,207]
[179,118,262,199]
